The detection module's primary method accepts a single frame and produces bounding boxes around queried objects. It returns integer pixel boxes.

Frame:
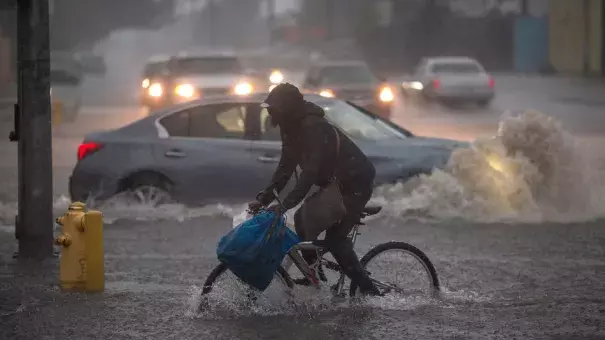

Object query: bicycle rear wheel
[197,263,294,312]
[349,241,440,297]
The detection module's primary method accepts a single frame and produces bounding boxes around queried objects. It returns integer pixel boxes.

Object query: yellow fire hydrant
[54,201,104,292]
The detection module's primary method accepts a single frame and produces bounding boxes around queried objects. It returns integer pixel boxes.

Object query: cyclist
[248,83,382,296]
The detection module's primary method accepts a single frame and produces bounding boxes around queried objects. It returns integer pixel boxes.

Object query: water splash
[374,110,605,223]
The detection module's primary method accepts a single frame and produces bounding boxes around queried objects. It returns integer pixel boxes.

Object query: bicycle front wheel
[197,263,294,311]
[349,241,440,297]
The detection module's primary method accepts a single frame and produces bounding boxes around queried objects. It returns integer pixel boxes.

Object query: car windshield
[143,61,168,77]
[169,57,243,75]
[431,62,483,74]
[319,65,378,85]
[311,99,408,141]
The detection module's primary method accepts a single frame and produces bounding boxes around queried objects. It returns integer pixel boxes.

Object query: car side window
[259,107,282,141]
[189,103,249,139]
[158,110,190,137]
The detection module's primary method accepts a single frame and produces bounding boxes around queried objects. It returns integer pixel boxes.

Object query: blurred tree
[50,0,176,50]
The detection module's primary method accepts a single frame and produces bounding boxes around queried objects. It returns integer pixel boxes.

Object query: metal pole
[16,0,54,259]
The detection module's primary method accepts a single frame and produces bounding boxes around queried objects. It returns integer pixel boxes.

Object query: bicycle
[198,191,440,310]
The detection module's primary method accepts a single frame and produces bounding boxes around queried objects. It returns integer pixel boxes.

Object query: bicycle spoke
[351,241,440,298]
[372,279,404,295]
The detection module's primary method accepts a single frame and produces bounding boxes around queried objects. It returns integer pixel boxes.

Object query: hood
[173,74,243,88]
[354,136,469,170]
[404,136,470,150]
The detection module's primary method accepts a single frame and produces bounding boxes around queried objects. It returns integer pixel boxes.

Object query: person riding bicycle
[248,83,382,296]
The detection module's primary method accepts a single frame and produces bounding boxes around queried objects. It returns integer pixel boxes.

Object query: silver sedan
[401,57,495,107]
[68,94,468,206]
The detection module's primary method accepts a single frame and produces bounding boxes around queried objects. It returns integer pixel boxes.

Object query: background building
[549,0,604,76]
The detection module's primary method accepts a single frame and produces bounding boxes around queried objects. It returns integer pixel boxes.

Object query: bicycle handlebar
[246,188,287,216]
[271,188,286,211]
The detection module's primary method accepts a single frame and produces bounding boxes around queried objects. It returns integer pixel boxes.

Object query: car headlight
[379,86,394,102]
[269,70,284,84]
[174,83,196,98]
[148,83,163,97]
[142,78,150,89]
[410,81,424,90]
[319,89,335,98]
[234,82,253,96]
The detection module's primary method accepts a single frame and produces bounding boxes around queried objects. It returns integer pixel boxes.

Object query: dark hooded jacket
[258,100,376,210]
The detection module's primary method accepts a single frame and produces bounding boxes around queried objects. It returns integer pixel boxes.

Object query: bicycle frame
[282,224,361,297]
[271,189,362,296]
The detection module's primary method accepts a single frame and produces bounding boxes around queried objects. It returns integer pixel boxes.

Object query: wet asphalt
[2,217,605,340]
[1,75,605,339]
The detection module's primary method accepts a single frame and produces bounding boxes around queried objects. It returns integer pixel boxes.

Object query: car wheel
[120,173,173,206]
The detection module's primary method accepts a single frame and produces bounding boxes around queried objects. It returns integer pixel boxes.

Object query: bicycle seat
[362,205,382,216]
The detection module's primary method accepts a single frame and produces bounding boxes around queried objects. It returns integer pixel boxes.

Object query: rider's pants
[294,185,380,295]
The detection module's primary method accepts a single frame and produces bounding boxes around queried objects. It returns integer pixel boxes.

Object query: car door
[152,102,261,204]
[244,103,299,198]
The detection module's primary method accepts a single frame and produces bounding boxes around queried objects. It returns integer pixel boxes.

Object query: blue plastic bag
[216,211,300,291]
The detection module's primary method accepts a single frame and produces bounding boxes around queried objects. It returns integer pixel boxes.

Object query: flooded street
[2,217,605,339]
[1,75,605,339]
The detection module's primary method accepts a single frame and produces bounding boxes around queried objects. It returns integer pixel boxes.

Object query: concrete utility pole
[14,0,54,259]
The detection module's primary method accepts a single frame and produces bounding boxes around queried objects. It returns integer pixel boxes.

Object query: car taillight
[488,76,495,88]
[77,142,103,160]
[432,78,441,89]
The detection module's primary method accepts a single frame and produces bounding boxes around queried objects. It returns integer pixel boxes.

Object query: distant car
[302,61,396,119]
[401,57,495,107]
[139,56,170,108]
[69,94,468,206]
[139,52,257,110]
